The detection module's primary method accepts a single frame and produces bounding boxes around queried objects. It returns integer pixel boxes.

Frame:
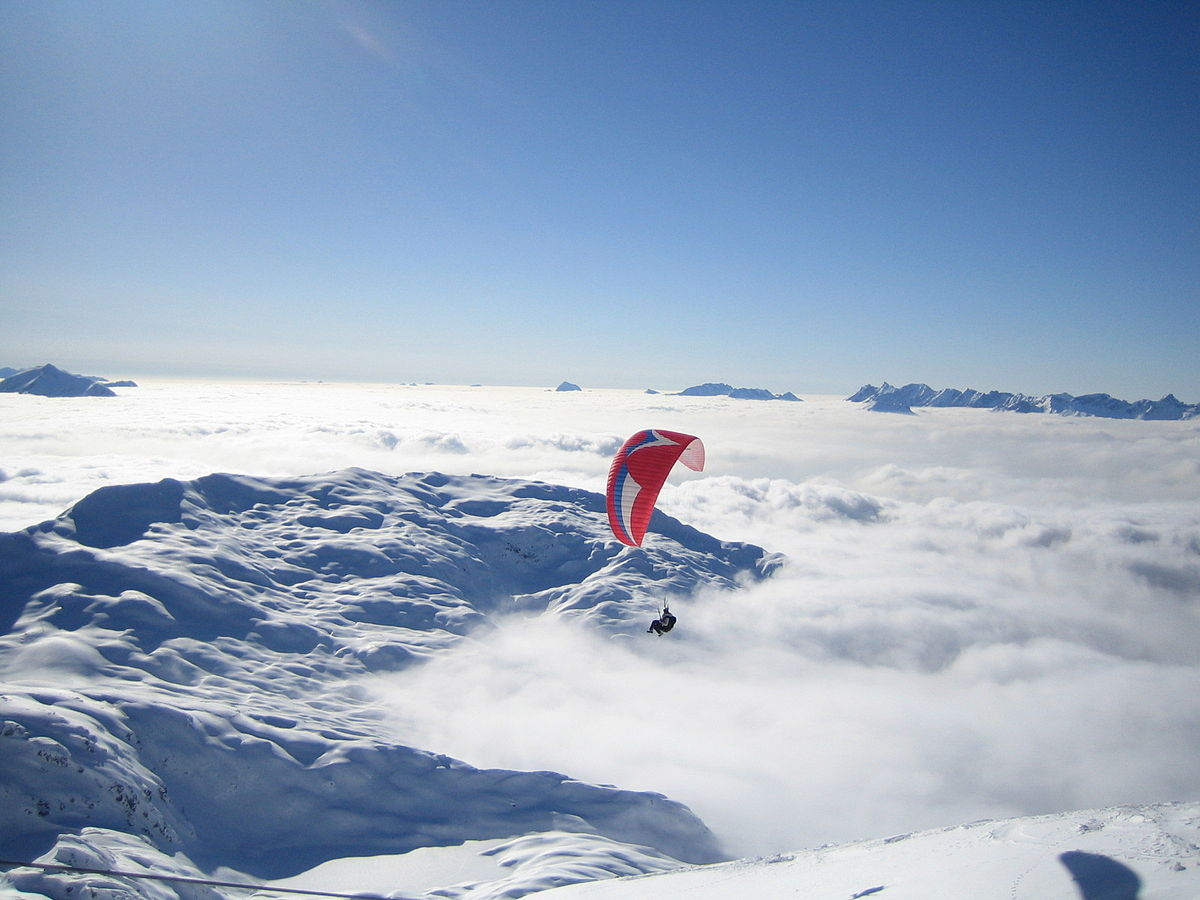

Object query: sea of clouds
[2,380,1198,858]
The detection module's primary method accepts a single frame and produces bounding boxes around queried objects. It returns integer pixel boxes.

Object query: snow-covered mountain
[1,468,777,897]
[849,382,1200,419]
[0,364,122,398]
[673,383,801,402]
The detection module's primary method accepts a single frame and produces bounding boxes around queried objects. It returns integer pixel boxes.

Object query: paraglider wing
[606,429,705,546]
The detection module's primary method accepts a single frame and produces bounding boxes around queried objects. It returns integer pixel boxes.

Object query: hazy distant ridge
[675,382,801,401]
[849,382,1200,419]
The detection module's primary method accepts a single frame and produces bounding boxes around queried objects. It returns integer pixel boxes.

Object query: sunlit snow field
[2,379,1198,859]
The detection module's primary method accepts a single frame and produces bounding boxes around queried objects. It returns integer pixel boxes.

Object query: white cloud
[375,593,1200,857]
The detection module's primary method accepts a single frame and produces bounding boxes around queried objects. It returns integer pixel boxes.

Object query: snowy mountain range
[0,364,136,398]
[849,382,1200,419]
[0,468,777,897]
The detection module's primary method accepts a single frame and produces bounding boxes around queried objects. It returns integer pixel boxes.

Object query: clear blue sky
[2,0,1197,397]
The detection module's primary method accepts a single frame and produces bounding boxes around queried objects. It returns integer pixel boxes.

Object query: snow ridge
[849,382,1200,419]
[1,469,775,895]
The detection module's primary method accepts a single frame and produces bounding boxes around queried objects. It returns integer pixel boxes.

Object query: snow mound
[0,469,776,895]
[0,364,121,398]
[538,802,1200,899]
[850,382,1200,419]
[673,383,801,401]
[418,831,682,899]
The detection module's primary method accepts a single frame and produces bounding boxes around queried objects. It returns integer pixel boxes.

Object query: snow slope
[540,802,1200,899]
[1,468,777,897]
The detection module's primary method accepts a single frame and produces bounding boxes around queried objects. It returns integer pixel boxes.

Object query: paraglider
[647,605,677,636]
[606,429,705,547]
[606,429,704,637]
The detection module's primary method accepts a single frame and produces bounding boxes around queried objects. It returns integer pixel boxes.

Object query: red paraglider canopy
[606,429,705,546]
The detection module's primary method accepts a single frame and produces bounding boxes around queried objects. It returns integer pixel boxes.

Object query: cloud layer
[2,380,1198,857]
[379,451,1200,855]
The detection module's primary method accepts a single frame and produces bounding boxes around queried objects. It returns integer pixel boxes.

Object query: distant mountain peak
[0,363,123,397]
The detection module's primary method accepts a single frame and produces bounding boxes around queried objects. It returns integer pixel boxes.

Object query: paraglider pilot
[648,605,677,636]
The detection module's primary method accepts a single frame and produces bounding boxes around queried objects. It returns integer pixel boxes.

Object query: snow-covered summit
[0,364,124,398]
[1,468,775,895]
[850,382,1200,419]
